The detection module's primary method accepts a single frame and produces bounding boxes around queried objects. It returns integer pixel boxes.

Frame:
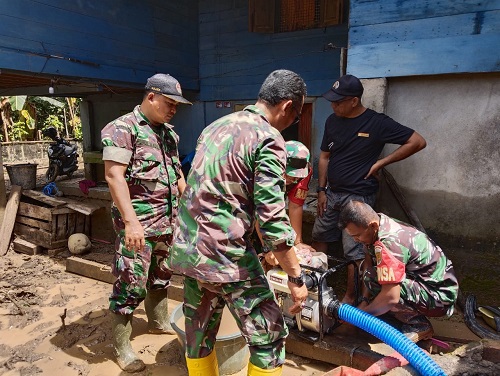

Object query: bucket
[170,303,249,375]
[5,163,38,190]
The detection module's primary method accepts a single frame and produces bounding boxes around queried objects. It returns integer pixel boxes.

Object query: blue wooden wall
[348,0,500,78]
[198,0,348,101]
[0,0,199,90]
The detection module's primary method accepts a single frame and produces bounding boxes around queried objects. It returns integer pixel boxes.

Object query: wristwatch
[316,186,327,193]
[288,271,306,287]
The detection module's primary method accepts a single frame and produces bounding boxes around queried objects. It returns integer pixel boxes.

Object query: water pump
[267,257,357,341]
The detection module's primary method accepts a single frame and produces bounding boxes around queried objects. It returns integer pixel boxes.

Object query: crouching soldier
[338,200,459,342]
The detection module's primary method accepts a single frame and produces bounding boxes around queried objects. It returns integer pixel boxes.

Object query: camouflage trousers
[363,267,453,317]
[183,275,289,369]
[109,234,173,314]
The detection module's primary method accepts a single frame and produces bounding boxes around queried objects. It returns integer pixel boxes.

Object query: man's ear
[369,220,379,232]
[281,99,293,115]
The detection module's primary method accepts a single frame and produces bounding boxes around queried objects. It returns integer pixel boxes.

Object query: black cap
[145,73,192,105]
[322,75,364,102]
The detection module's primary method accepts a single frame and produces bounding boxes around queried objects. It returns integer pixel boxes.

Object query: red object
[79,179,97,195]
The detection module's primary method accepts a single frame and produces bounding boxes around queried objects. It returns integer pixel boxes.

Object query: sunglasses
[290,105,301,127]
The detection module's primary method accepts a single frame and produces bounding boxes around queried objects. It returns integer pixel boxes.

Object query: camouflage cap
[145,73,192,105]
[285,140,310,178]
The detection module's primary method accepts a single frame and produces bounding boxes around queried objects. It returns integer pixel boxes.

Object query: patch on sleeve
[374,240,405,284]
[294,188,308,200]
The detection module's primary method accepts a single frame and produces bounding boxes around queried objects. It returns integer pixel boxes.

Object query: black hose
[463,294,500,340]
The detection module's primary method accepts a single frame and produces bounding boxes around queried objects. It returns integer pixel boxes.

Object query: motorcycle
[42,127,79,183]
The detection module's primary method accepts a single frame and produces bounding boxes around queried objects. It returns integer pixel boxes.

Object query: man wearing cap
[167,69,308,376]
[101,73,192,372]
[312,74,427,306]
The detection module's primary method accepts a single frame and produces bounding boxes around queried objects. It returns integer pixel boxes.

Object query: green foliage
[41,114,64,133]
[2,96,82,141]
[10,121,29,141]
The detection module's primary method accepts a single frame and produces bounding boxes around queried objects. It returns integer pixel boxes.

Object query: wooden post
[0,142,6,223]
[0,185,22,255]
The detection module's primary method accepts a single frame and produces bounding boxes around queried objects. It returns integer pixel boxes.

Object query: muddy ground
[1,169,499,375]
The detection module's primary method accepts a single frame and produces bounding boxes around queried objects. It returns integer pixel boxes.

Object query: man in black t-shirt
[311,74,427,305]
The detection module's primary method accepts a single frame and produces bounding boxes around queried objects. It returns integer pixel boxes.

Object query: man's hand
[364,160,383,180]
[124,219,145,252]
[316,192,327,217]
[288,283,308,315]
[294,242,315,252]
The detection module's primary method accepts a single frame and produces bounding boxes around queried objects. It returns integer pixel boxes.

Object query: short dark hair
[338,200,378,230]
[258,69,307,109]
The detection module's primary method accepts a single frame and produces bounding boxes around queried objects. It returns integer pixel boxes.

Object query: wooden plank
[0,144,7,222]
[14,222,52,248]
[347,34,500,78]
[60,196,101,216]
[22,190,66,207]
[0,186,22,256]
[52,207,78,215]
[15,215,51,231]
[66,256,116,284]
[65,256,185,301]
[56,213,68,240]
[18,202,52,221]
[349,0,500,27]
[12,237,43,255]
[75,214,86,233]
[67,213,76,235]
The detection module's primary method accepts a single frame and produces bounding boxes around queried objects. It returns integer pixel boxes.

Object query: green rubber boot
[112,313,146,372]
[144,288,175,334]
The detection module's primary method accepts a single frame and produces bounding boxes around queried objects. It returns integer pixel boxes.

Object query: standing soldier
[167,69,309,376]
[101,73,191,372]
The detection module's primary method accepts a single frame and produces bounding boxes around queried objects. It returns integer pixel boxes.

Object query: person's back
[168,69,309,376]
[174,106,292,282]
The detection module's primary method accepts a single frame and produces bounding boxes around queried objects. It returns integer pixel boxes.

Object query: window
[249,0,343,33]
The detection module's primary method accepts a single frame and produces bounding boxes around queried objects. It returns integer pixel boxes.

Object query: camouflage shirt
[101,105,182,237]
[368,214,458,310]
[167,105,295,283]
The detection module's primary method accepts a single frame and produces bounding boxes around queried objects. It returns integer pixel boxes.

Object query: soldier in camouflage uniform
[263,141,314,269]
[167,70,309,376]
[101,73,192,372]
[338,200,459,342]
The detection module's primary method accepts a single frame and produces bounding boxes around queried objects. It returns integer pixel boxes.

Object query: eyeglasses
[290,105,302,127]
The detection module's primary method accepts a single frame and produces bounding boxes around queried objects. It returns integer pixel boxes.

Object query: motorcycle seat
[64,144,78,155]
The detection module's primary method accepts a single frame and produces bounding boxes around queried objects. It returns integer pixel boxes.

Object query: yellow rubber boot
[185,350,219,376]
[247,362,283,375]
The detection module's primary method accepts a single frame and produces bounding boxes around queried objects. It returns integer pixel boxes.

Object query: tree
[0,96,82,142]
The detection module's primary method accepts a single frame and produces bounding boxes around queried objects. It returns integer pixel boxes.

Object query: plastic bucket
[170,303,249,375]
[5,163,37,190]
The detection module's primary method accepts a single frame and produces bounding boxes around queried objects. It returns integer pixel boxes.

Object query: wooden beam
[13,237,43,255]
[65,256,184,302]
[0,143,6,223]
[66,256,115,284]
[0,185,22,255]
